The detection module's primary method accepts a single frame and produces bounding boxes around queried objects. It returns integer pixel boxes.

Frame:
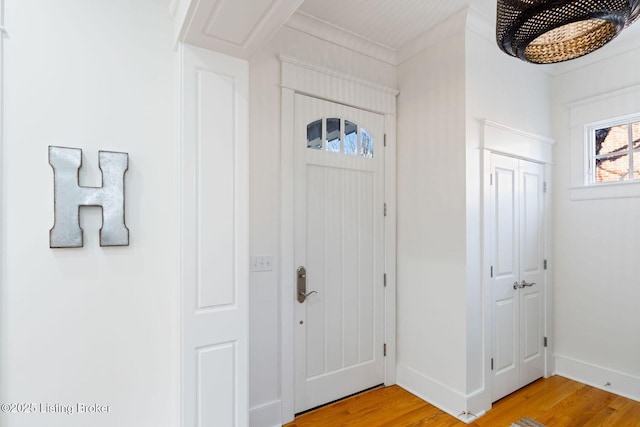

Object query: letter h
[49,146,129,248]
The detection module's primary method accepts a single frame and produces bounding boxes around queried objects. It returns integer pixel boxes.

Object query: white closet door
[491,153,545,402]
[181,44,249,427]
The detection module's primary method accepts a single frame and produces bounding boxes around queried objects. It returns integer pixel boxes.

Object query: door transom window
[306,118,374,158]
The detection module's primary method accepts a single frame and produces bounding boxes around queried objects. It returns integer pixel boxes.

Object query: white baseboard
[396,363,486,424]
[249,400,282,427]
[555,355,640,402]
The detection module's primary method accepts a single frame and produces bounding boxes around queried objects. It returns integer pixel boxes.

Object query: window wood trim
[568,84,640,200]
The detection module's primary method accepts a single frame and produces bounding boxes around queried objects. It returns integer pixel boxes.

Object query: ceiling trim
[466,3,494,45]
[176,0,303,59]
[279,54,399,115]
[284,11,397,66]
[396,8,468,65]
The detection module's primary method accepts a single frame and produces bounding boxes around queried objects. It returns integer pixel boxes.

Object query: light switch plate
[250,255,273,272]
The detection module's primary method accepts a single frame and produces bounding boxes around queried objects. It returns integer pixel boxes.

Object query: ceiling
[296,0,475,50]
[295,0,640,73]
[178,0,640,74]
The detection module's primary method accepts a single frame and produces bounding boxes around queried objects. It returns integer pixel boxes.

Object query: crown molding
[284,11,397,66]
[176,0,302,59]
[396,8,468,65]
[466,3,494,44]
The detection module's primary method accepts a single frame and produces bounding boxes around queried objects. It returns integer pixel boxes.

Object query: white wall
[465,5,552,407]
[248,24,396,426]
[550,47,640,400]
[396,5,553,418]
[1,1,179,426]
[395,11,469,413]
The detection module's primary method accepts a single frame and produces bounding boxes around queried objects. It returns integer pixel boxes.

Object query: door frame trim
[279,56,398,423]
[481,120,556,408]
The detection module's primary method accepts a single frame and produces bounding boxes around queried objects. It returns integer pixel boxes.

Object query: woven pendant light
[497,0,640,64]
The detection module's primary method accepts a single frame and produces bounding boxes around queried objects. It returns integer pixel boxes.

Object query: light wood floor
[285,376,640,426]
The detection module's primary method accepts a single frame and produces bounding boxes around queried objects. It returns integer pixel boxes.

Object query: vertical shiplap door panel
[490,153,545,402]
[181,44,248,427]
[305,166,376,376]
[294,94,385,412]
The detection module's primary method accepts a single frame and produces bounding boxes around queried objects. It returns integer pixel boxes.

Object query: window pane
[326,118,341,153]
[345,120,357,155]
[633,122,640,150]
[634,152,640,179]
[595,124,628,156]
[307,120,322,150]
[596,154,630,182]
[361,128,374,158]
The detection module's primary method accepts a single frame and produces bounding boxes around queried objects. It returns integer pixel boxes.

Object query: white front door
[294,94,385,412]
[491,153,545,402]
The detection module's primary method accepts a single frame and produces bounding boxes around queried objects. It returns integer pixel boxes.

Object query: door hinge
[384,343,387,357]
[491,358,494,370]
[490,266,493,278]
[544,337,548,347]
[544,259,548,270]
[490,173,493,186]
[543,182,547,193]
[384,203,387,217]
[384,134,387,147]
[384,273,387,287]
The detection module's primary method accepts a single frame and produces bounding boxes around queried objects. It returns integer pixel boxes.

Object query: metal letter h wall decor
[49,146,129,248]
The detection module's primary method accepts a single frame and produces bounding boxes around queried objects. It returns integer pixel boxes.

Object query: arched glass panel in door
[345,120,357,155]
[305,118,374,158]
[306,119,322,150]
[361,128,373,158]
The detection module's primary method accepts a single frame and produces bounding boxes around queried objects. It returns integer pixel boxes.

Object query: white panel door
[491,155,520,401]
[518,161,545,387]
[491,153,545,402]
[181,44,248,427]
[294,94,385,413]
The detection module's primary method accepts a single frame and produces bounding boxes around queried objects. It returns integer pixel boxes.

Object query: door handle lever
[298,290,318,302]
[514,280,536,289]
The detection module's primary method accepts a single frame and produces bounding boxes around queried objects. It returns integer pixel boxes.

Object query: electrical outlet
[250,256,273,272]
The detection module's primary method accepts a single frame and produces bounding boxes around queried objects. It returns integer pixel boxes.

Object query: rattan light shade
[497,0,640,63]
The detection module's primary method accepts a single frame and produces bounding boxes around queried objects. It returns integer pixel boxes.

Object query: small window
[589,118,640,184]
[344,120,357,156]
[361,128,373,158]
[307,120,322,150]
[326,118,341,153]
[305,118,375,158]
